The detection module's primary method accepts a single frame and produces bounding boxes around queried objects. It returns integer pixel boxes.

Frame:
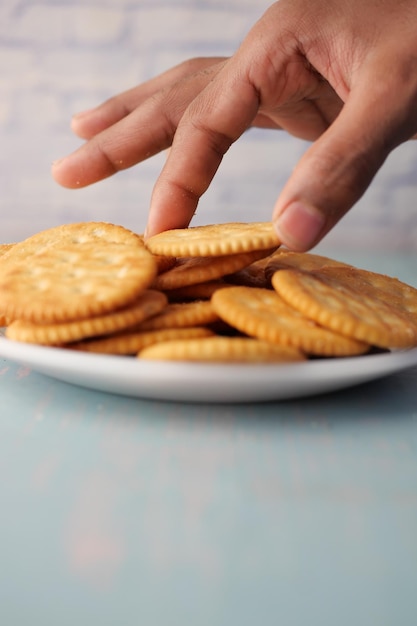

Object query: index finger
[146,62,260,236]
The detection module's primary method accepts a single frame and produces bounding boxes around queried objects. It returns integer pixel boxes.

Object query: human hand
[52,0,417,250]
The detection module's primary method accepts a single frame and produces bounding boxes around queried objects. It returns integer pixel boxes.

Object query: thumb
[272,75,417,251]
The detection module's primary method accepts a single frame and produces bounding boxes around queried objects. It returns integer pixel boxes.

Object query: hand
[52,0,417,250]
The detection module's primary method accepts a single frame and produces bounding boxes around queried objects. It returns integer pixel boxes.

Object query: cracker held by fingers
[0,222,157,324]
[145,222,280,257]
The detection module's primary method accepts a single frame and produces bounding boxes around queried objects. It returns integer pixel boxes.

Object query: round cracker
[265,250,351,281]
[138,300,218,331]
[136,233,176,274]
[225,253,275,289]
[271,267,417,349]
[5,290,168,345]
[316,266,417,320]
[165,280,229,301]
[154,254,177,274]
[0,222,157,323]
[146,222,280,257]
[72,326,214,355]
[0,243,16,258]
[139,336,305,363]
[211,286,369,356]
[152,248,275,291]
[8,221,142,252]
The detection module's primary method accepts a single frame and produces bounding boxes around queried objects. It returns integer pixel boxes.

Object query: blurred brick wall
[1,0,416,250]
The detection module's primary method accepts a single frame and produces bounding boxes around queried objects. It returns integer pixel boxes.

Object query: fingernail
[274,201,326,251]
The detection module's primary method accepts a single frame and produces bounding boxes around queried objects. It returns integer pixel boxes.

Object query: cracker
[0,243,16,257]
[225,253,275,289]
[5,290,167,345]
[136,233,176,274]
[211,286,369,356]
[138,300,218,330]
[151,248,276,291]
[72,326,214,355]
[317,266,417,320]
[3,220,416,365]
[0,244,12,326]
[0,222,157,323]
[0,245,14,321]
[10,221,142,252]
[165,280,229,301]
[146,222,280,257]
[265,250,350,281]
[271,267,417,349]
[139,336,305,362]
[154,254,177,274]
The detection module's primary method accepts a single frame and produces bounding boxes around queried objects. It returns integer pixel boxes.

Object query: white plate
[1,331,417,403]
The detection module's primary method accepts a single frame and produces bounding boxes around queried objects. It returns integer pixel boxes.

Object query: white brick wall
[0,0,416,251]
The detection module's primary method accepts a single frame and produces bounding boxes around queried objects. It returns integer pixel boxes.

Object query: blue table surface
[1,251,416,626]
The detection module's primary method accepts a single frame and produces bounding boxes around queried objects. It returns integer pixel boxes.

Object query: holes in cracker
[70,236,87,245]
[25,279,53,293]
[69,226,107,244]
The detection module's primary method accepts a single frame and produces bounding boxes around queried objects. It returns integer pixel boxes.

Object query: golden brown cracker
[146,222,280,257]
[271,267,417,349]
[0,243,16,258]
[138,300,218,331]
[265,250,350,281]
[5,290,167,345]
[151,248,276,291]
[72,326,214,355]
[154,253,177,274]
[211,286,369,356]
[139,336,305,363]
[0,222,157,323]
[164,280,229,301]
[3,220,416,365]
[317,266,417,320]
[136,233,176,274]
[12,221,143,252]
[225,253,275,289]
[0,244,12,326]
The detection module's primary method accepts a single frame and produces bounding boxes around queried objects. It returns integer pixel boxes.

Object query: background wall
[1,0,416,251]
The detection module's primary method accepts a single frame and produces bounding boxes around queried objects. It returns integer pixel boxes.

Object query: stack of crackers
[0,220,417,363]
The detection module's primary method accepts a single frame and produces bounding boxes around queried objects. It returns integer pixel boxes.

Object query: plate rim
[1,331,417,403]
